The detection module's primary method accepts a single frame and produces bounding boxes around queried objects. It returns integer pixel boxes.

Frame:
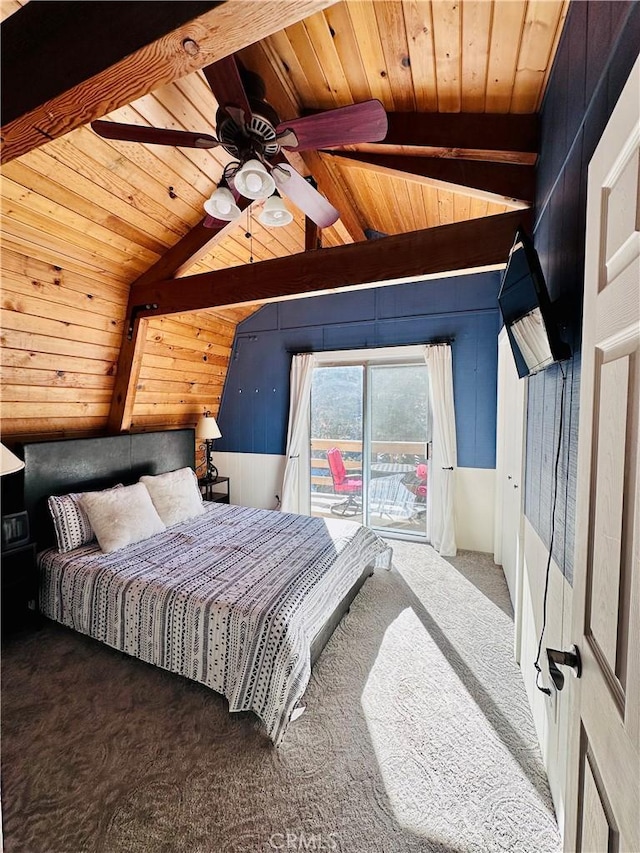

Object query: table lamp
[196,412,222,481]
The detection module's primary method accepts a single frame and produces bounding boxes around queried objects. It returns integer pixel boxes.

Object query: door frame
[564,54,640,851]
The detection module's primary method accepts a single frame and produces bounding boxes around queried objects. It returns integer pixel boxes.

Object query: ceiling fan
[91,55,388,231]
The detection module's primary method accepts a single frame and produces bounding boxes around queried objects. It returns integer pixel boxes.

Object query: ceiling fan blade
[272,163,339,228]
[91,120,219,149]
[202,55,252,128]
[276,100,388,152]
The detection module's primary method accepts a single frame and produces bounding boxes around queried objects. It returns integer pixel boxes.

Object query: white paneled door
[565,56,640,852]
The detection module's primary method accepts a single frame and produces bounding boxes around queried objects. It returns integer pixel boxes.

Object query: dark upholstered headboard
[19,429,195,550]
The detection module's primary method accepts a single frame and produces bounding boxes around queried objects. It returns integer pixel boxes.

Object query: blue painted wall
[527,0,640,583]
[216,272,502,469]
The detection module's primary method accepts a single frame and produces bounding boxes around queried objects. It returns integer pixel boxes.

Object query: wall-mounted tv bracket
[127,303,159,340]
[546,645,582,691]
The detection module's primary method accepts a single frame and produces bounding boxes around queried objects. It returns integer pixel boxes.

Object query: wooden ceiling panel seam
[333,162,377,232]
[345,0,396,108]
[257,30,310,114]
[0,245,130,299]
[34,133,193,237]
[117,97,225,194]
[402,0,438,113]
[302,11,355,107]
[1,282,126,330]
[285,20,337,109]
[1,327,121,362]
[148,317,235,349]
[1,307,123,349]
[2,162,171,257]
[373,1,416,113]
[1,367,115,391]
[461,0,493,112]
[1,209,153,279]
[0,194,158,273]
[0,233,132,286]
[68,129,202,228]
[323,4,372,104]
[431,0,462,112]
[485,0,528,113]
[13,148,185,248]
[1,350,118,378]
[95,108,213,215]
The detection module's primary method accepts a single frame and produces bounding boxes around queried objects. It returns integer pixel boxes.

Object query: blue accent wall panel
[280,289,377,329]
[217,271,502,469]
[528,0,639,580]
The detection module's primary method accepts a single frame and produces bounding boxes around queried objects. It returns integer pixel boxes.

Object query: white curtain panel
[423,344,458,556]
[281,353,315,514]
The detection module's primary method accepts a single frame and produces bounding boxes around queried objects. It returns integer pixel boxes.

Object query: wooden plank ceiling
[0,0,568,440]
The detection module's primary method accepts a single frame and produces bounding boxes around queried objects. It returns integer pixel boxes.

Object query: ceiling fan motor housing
[217,98,281,160]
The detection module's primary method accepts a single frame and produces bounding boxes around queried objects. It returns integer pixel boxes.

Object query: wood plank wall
[1,248,126,439]
[129,307,259,432]
[0,244,256,441]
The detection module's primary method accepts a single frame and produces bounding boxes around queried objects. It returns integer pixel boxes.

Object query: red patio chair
[326,447,362,516]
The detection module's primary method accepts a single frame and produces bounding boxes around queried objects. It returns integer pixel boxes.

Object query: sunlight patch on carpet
[361,605,558,850]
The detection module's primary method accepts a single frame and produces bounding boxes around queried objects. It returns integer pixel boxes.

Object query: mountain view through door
[310,361,431,540]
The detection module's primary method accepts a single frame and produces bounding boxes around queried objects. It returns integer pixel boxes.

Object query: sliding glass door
[368,363,430,538]
[309,354,431,541]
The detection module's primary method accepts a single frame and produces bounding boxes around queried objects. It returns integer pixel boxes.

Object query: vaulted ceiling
[0,0,568,439]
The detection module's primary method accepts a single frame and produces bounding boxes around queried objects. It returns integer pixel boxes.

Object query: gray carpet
[1,542,561,853]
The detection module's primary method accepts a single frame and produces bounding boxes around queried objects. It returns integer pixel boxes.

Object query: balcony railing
[310,438,427,490]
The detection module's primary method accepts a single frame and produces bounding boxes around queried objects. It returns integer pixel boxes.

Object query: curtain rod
[288,337,455,356]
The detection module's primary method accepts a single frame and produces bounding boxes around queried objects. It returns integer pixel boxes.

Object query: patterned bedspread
[38,503,392,744]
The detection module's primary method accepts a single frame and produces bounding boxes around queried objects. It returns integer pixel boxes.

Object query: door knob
[546,645,582,691]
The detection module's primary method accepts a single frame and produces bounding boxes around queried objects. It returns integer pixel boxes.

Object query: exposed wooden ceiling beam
[131,210,532,315]
[1,2,221,126]
[356,112,538,155]
[106,203,253,432]
[1,0,338,163]
[325,152,534,207]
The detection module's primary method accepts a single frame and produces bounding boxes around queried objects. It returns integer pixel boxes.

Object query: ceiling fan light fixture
[259,192,293,227]
[233,159,275,200]
[203,185,241,221]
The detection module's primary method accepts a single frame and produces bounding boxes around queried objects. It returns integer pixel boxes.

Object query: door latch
[546,645,582,691]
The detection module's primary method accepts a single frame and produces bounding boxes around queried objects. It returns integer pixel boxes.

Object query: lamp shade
[0,443,25,476]
[196,413,222,440]
[204,185,241,221]
[259,193,293,227]
[233,159,275,200]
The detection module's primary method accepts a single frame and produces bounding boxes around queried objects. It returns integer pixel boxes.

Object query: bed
[20,430,391,744]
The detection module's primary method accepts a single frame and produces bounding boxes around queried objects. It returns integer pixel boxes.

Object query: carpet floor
[1,541,561,853]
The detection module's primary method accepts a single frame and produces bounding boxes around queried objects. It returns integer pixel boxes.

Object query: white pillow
[79,483,166,553]
[48,484,122,553]
[139,467,205,527]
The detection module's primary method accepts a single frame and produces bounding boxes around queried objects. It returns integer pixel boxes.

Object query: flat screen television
[498,228,570,378]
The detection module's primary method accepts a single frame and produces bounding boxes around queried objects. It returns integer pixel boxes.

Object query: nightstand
[1,542,38,636]
[199,476,230,504]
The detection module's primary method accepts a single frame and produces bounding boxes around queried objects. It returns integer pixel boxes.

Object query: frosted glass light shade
[196,413,222,440]
[204,186,241,221]
[0,443,25,476]
[259,194,293,227]
[233,159,275,200]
